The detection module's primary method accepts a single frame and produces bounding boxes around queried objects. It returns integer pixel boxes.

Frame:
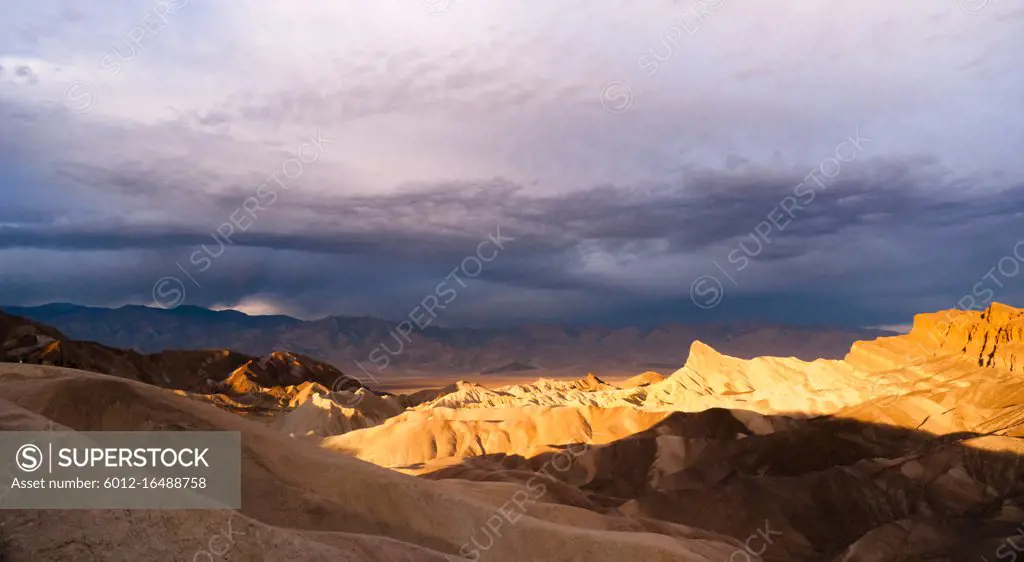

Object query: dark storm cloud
[2,153,1023,326]
[14,150,1012,259]
[0,157,953,253]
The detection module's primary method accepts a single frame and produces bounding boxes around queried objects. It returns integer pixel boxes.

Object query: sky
[0,0,1022,328]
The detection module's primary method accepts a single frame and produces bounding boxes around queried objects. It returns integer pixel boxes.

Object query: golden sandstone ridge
[319,304,1024,560]
[329,303,1024,470]
[2,304,1024,560]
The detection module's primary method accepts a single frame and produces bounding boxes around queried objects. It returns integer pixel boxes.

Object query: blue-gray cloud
[0,0,1022,327]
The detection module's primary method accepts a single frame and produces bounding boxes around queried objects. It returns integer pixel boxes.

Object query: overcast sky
[1,0,1022,328]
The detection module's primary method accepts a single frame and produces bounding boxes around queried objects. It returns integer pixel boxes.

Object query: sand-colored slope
[618,371,667,388]
[0,364,747,561]
[324,404,674,469]
[419,391,1024,560]
[319,331,936,469]
[337,341,915,469]
[273,388,407,438]
[315,303,1024,561]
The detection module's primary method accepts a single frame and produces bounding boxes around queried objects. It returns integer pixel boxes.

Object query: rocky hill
[0,309,364,410]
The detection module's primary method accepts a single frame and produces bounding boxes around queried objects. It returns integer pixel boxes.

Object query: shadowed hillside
[417,410,1024,561]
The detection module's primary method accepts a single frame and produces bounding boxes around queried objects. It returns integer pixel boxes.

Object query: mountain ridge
[2,303,894,378]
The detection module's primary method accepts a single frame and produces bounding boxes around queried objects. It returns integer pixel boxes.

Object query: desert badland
[2,303,1024,560]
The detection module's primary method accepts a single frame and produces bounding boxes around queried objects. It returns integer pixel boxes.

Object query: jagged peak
[982,302,1024,325]
[910,302,1024,338]
[688,339,717,353]
[897,302,1024,373]
[684,340,729,365]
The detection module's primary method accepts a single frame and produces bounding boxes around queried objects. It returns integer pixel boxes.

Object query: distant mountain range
[2,303,893,379]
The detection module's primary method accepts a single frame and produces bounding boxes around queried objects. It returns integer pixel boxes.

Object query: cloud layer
[1,0,1022,327]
